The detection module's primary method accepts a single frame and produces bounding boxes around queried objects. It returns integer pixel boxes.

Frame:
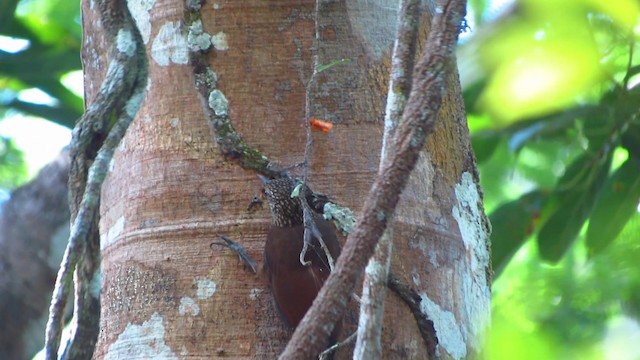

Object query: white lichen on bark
[104,313,178,360]
[195,277,217,300]
[179,297,200,316]
[187,19,212,51]
[152,21,189,66]
[452,171,491,351]
[127,0,156,44]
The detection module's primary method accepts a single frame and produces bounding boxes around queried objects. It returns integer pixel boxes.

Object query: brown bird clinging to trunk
[259,175,341,342]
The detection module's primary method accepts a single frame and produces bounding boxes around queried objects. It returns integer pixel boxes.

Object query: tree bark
[0,150,70,360]
[89,1,490,359]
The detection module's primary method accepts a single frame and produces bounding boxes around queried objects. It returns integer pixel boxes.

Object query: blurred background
[1,0,639,359]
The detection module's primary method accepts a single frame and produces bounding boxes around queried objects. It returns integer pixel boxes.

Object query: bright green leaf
[480,36,604,122]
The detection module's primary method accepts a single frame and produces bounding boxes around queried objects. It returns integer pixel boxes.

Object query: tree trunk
[88,1,490,359]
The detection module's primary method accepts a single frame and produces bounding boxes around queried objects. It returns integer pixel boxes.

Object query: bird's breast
[263,218,340,327]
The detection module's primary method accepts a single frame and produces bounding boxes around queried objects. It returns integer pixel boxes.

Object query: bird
[259,175,341,345]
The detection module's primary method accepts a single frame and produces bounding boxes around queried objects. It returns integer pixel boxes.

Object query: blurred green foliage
[464,0,640,358]
[0,0,81,191]
[0,136,27,189]
[0,0,82,129]
[465,0,640,270]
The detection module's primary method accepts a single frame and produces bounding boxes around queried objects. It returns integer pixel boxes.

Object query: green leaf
[16,0,82,44]
[316,58,351,73]
[490,190,546,276]
[586,158,640,254]
[0,0,20,35]
[515,141,582,189]
[621,122,640,160]
[0,0,82,128]
[6,99,80,128]
[471,131,500,163]
[537,153,613,262]
[506,105,601,151]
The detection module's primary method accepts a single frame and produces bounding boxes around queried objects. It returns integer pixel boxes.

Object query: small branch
[300,193,336,271]
[355,1,421,358]
[380,0,420,159]
[296,0,324,269]
[44,0,148,358]
[279,0,467,358]
[319,331,357,360]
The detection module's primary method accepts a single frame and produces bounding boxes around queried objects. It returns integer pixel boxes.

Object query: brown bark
[90,1,489,359]
[0,151,70,360]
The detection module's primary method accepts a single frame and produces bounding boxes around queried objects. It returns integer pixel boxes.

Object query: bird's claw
[212,235,258,274]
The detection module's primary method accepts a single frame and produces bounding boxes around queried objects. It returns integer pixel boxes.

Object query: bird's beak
[257,174,270,185]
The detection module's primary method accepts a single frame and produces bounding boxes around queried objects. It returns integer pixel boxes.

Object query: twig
[319,331,357,360]
[300,194,335,271]
[296,0,323,269]
[355,1,422,359]
[279,0,467,358]
[293,0,353,278]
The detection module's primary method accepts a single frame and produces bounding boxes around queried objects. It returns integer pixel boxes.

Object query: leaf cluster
[464,0,640,274]
[0,0,83,129]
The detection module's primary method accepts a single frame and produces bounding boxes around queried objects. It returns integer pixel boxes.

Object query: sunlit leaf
[16,0,82,44]
[488,312,556,360]
[514,143,579,189]
[589,0,640,31]
[480,35,604,122]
